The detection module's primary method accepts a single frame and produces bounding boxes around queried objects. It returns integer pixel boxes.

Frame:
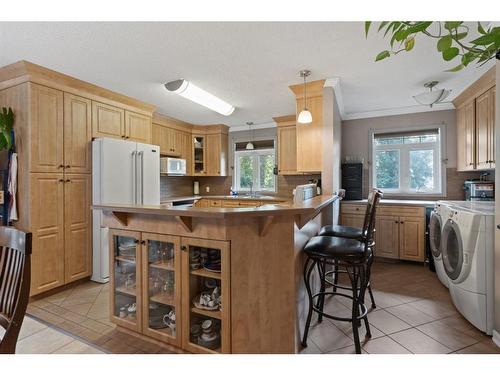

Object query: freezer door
[94,138,138,204]
[136,142,160,205]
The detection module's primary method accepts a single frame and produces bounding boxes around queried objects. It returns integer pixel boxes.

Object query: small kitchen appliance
[160,157,187,176]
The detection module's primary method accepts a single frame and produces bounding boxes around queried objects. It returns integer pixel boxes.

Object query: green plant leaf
[405,37,415,51]
[378,21,389,32]
[409,21,433,33]
[478,22,486,34]
[437,35,452,52]
[444,21,462,31]
[471,34,495,45]
[442,47,459,61]
[445,64,465,72]
[375,50,391,61]
[365,21,372,37]
[455,32,467,40]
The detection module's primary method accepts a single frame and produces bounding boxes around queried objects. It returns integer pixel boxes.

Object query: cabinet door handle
[58,164,64,169]
[400,221,404,224]
[469,162,474,166]
[181,245,187,251]
[65,179,71,183]
[140,240,146,245]
[65,165,71,169]
[134,239,140,244]
[58,179,64,183]
[395,220,399,224]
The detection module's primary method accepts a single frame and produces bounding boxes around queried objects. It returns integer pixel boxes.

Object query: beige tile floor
[300,261,500,354]
[0,316,104,354]
[21,260,500,354]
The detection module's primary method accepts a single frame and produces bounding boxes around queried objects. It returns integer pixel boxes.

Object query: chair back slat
[0,227,32,354]
[361,189,383,248]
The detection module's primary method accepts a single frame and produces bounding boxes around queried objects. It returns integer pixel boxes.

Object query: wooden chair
[0,227,32,354]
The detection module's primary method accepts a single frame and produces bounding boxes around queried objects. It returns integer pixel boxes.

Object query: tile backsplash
[160,174,321,200]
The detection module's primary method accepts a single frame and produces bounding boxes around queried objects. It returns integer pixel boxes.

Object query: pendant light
[297,70,313,124]
[246,122,255,150]
[413,81,451,108]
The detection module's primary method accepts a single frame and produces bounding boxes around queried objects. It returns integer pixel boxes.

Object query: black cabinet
[341,163,362,200]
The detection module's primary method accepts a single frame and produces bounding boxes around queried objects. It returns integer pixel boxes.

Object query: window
[371,128,443,195]
[234,143,276,192]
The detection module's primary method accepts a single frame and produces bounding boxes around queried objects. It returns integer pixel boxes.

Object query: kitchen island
[93,194,336,354]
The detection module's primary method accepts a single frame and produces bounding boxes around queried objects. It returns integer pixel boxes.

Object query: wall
[342,109,490,199]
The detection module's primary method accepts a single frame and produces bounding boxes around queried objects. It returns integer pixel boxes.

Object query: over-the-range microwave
[160,157,187,176]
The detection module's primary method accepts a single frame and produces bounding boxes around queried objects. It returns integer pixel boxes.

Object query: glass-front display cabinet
[181,238,230,354]
[109,229,142,332]
[193,135,206,175]
[141,233,181,347]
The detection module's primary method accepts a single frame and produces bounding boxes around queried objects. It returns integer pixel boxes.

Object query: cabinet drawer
[221,200,260,208]
[340,204,365,215]
[377,205,424,218]
[209,199,222,207]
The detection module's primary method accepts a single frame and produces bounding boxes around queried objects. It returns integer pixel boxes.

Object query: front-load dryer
[429,202,448,288]
[440,201,494,334]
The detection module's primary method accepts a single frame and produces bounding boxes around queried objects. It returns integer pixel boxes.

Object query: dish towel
[8,152,18,222]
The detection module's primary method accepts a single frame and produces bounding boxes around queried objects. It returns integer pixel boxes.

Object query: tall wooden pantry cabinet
[0,61,155,296]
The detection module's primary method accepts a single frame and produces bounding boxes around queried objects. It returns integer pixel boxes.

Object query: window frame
[369,124,447,197]
[233,148,277,193]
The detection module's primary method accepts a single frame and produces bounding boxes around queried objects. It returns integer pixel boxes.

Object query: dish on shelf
[203,261,221,273]
[192,287,221,311]
[118,244,136,257]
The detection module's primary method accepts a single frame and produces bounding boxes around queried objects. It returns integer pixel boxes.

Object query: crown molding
[342,102,455,121]
[228,121,276,133]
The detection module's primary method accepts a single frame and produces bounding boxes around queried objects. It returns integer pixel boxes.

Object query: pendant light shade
[297,70,313,124]
[413,81,451,108]
[246,121,255,150]
[298,109,313,124]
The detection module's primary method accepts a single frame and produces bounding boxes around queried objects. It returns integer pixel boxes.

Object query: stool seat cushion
[304,236,369,260]
[319,225,364,239]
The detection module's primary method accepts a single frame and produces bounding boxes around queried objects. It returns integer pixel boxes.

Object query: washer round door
[429,211,442,259]
[441,219,463,281]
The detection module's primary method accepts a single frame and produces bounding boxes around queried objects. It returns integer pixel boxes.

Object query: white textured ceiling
[0,22,494,126]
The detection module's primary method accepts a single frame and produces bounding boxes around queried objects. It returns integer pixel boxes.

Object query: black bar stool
[301,189,382,354]
[317,189,382,309]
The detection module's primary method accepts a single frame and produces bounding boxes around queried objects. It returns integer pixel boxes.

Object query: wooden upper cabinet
[151,123,162,148]
[206,133,227,176]
[30,84,64,173]
[456,100,476,171]
[64,173,92,283]
[63,93,92,173]
[277,125,297,175]
[181,131,193,175]
[398,216,425,262]
[476,91,491,170]
[30,173,65,295]
[125,111,151,143]
[289,80,325,173]
[92,101,125,139]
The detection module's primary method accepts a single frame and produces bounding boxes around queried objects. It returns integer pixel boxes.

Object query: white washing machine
[429,202,449,288]
[440,201,495,334]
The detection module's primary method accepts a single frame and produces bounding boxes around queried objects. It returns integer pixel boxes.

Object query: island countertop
[93,194,338,219]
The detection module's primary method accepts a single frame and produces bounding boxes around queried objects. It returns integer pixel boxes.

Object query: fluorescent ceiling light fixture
[413,81,451,108]
[165,79,235,116]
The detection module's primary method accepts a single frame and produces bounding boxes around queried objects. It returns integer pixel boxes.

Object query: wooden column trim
[111,211,128,226]
[258,215,276,237]
[175,216,193,232]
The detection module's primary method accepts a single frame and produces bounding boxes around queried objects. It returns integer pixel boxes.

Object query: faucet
[249,181,254,197]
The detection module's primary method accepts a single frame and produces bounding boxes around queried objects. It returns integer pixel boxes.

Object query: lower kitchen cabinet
[30,173,65,294]
[340,203,425,262]
[64,174,92,283]
[398,216,426,261]
[109,230,230,353]
[30,172,92,295]
[141,233,181,347]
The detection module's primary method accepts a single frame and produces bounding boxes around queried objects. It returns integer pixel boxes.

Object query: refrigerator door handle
[139,151,144,204]
[132,150,137,204]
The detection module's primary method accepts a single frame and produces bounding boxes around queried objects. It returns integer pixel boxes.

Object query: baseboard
[493,330,500,348]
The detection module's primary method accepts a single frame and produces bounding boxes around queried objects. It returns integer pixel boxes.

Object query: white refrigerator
[92,138,160,283]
